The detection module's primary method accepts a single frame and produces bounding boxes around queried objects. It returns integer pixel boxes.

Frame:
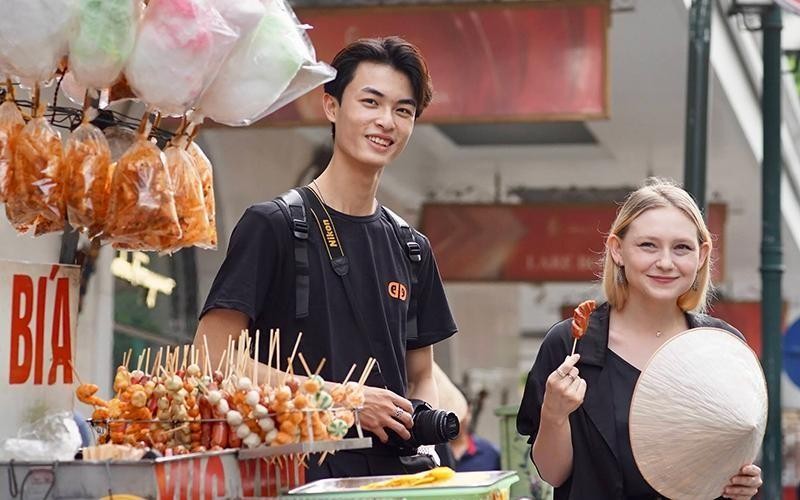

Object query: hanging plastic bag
[68,0,141,90]
[105,138,181,250]
[196,0,334,126]
[5,114,66,235]
[123,0,238,116]
[0,99,25,203]
[162,144,212,251]
[64,121,114,237]
[0,0,78,84]
[207,0,264,38]
[186,141,217,248]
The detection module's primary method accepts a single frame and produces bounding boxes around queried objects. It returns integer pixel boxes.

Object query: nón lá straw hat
[629,327,767,500]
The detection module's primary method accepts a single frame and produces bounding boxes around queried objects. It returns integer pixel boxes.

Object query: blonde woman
[516,178,762,499]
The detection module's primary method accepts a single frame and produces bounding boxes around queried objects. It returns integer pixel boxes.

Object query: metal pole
[760,5,783,498]
[683,0,712,214]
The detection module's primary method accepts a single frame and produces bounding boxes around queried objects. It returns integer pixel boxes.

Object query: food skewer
[570,300,597,356]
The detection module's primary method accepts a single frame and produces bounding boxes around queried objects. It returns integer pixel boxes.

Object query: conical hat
[629,327,767,500]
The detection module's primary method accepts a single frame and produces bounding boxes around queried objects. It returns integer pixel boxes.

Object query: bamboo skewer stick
[297,353,312,377]
[341,363,357,385]
[314,358,326,377]
[203,335,213,377]
[145,348,151,375]
[282,332,303,384]
[253,329,260,386]
[267,329,277,387]
[357,358,377,387]
[216,349,227,374]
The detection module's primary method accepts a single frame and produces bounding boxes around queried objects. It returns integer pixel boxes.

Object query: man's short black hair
[324,37,433,137]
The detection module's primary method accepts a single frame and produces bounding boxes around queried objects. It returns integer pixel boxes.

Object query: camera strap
[301,186,390,389]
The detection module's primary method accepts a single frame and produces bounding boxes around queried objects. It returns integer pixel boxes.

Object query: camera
[386,399,460,455]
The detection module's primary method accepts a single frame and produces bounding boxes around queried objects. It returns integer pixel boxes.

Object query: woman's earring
[616,265,627,285]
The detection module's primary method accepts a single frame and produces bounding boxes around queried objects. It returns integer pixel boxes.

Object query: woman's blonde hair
[601,177,713,312]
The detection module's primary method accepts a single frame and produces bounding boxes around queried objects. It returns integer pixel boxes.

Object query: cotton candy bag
[124,0,238,116]
[69,0,141,90]
[197,0,334,126]
[0,0,78,84]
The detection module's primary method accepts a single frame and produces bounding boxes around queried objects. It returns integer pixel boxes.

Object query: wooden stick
[203,334,212,377]
[164,346,171,373]
[358,358,376,387]
[285,332,303,375]
[297,353,312,377]
[145,348,151,375]
[267,329,277,387]
[67,359,84,385]
[216,349,227,374]
[253,329,260,386]
[136,352,143,372]
[191,345,196,368]
[314,358,327,377]
[152,348,162,377]
[341,363,357,385]
[570,338,578,357]
[276,329,281,373]
[181,344,189,371]
[125,348,132,370]
[317,451,329,466]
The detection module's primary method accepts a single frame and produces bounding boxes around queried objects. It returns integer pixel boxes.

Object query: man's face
[324,62,417,170]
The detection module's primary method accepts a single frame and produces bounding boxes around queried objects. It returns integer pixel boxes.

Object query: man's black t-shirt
[201,197,457,399]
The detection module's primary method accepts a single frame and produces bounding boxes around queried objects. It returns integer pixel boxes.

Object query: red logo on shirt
[388,282,408,301]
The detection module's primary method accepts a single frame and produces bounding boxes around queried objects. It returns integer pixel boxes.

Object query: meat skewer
[570,300,597,356]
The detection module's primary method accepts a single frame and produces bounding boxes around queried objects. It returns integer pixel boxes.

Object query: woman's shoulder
[689,312,745,341]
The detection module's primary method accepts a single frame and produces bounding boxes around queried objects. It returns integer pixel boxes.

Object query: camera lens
[412,408,460,445]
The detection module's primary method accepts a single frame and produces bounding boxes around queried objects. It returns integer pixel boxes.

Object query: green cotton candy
[70,0,138,89]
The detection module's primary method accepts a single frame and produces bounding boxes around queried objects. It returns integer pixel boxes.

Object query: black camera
[386,399,460,455]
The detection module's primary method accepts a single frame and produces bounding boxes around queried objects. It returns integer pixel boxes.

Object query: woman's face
[609,205,710,305]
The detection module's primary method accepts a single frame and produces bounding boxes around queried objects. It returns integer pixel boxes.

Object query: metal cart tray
[288,470,519,499]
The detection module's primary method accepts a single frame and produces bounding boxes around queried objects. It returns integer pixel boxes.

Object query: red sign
[267,2,609,125]
[421,203,726,283]
[1,261,80,441]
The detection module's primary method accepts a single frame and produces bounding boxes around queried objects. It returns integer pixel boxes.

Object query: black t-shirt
[201,195,457,398]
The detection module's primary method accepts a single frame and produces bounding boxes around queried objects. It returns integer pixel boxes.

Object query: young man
[195,37,458,478]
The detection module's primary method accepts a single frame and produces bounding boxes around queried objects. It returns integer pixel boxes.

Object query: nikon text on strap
[275,187,420,340]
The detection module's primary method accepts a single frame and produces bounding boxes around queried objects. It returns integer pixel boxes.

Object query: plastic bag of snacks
[5,113,66,235]
[196,0,334,126]
[0,0,78,84]
[163,145,212,250]
[69,0,141,90]
[105,138,181,250]
[185,141,217,248]
[124,0,238,116]
[0,99,26,203]
[64,121,114,237]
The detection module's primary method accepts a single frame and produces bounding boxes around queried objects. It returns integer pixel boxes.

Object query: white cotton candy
[123,0,238,116]
[196,0,333,126]
[0,0,78,84]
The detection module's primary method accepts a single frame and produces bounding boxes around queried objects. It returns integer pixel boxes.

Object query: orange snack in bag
[5,116,65,234]
[0,100,25,203]
[186,141,217,248]
[64,122,114,237]
[106,138,181,250]
[163,144,210,250]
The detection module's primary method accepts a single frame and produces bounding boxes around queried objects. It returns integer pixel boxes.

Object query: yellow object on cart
[361,467,456,489]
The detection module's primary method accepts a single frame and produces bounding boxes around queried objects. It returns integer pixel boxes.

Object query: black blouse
[607,349,660,498]
[516,302,745,500]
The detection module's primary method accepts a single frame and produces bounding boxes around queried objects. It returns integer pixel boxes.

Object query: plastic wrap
[64,122,114,236]
[105,138,181,250]
[69,0,141,90]
[163,144,212,250]
[0,100,25,203]
[0,412,82,462]
[197,0,334,126]
[208,0,264,38]
[186,141,217,248]
[0,0,78,84]
[5,117,66,234]
[123,0,238,116]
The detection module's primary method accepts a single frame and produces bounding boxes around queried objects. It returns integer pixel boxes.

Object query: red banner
[268,1,609,125]
[422,203,726,283]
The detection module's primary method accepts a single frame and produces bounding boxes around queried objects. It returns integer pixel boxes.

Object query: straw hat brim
[629,327,767,500]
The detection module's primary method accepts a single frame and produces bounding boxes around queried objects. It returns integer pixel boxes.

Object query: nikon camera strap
[276,187,421,341]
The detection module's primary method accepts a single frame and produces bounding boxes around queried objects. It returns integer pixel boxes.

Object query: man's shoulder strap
[381,206,422,264]
[275,188,310,319]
